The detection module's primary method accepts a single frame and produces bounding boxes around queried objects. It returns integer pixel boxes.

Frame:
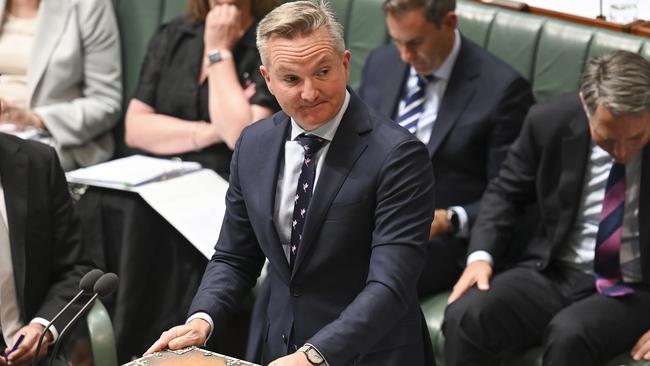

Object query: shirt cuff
[186,312,214,343]
[466,250,494,266]
[30,318,58,343]
[304,343,329,366]
[448,206,469,238]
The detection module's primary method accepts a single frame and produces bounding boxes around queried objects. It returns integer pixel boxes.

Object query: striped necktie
[594,162,634,297]
[289,134,327,270]
[397,74,435,134]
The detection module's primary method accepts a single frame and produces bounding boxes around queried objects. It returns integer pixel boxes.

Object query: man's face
[386,7,455,75]
[588,104,650,164]
[260,28,350,131]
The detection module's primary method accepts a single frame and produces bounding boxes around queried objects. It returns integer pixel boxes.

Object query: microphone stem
[31,289,84,366]
[46,294,99,366]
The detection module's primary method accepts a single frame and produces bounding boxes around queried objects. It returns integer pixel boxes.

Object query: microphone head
[79,269,104,293]
[93,273,119,297]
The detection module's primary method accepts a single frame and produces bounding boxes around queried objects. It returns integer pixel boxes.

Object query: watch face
[306,349,323,364]
[208,51,222,64]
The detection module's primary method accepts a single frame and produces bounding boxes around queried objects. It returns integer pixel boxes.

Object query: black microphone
[31,269,104,366]
[47,273,119,366]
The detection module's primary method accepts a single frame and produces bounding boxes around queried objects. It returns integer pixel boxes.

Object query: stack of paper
[66,155,202,190]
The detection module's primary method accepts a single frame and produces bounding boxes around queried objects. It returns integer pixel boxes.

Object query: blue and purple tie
[289,134,327,270]
[594,162,634,297]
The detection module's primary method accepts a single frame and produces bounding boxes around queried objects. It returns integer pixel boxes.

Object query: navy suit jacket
[189,91,436,365]
[0,133,90,334]
[470,93,650,284]
[358,36,534,227]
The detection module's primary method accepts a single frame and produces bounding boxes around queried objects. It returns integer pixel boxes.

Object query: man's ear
[260,65,273,95]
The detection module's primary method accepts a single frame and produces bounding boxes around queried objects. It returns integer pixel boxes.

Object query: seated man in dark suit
[145,1,436,365]
[444,50,650,365]
[358,0,534,297]
[0,132,90,365]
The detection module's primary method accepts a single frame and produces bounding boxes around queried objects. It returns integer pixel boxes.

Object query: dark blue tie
[289,134,327,269]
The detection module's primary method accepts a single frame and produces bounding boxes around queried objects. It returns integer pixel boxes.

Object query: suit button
[291,286,301,297]
[282,334,287,344]
[535,261,542,268]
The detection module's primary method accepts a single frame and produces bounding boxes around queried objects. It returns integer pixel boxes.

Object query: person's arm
[34,0,122,146]
[203,4,273,149]
[145,127,265,354]
[125,99,223,154]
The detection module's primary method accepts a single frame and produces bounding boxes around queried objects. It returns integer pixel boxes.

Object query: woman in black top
[125,0,279,175]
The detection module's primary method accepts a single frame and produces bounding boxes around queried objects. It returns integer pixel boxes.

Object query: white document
[66,155,202,190]
[134,169,229,259]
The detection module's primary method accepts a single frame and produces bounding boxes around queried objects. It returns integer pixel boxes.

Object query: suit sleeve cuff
[467,251,493,266]
[186,312,214,343]
[304,343,329,366]
[448,206,469,238]
[30,318,58,343]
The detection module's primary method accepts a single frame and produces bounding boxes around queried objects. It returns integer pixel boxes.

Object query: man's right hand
[144,318,211,356]
[447,260,493,304]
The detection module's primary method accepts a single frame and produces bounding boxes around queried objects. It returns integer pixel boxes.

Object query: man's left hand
[429,209,451,239]
[4,323,51,366]
[268,352,312,366]
[0,98,45,129]
[632,328,650,361]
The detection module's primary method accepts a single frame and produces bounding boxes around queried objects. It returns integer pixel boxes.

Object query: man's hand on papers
[0,98,45,129]
[144,319,211,355]
[269,352,312,366]
[447,260,493,304]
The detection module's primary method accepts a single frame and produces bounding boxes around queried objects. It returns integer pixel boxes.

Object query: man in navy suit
[358,0,534,297]
[146,2,435,365]
[445,51,650,365]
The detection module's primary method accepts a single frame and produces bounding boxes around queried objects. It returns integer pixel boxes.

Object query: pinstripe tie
[397,74,435,133]
[594,162,634,297]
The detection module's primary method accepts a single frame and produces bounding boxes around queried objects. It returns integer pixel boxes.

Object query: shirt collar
[290,90,351,142]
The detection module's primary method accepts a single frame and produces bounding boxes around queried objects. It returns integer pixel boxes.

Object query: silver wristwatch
[298,345,325,365]
[206,49,232,65]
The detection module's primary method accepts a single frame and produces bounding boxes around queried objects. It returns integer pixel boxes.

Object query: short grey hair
[256,0,345,66]
[580,50,650,117]
[384,0,455,27]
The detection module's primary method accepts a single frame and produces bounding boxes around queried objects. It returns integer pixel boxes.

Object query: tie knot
[607,162,626,189]
[296,134,327,157]
[417,74,436,87]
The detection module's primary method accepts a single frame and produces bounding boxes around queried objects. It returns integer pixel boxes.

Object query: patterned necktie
[594,162,634,297]
[397,74,435,134]
[289,134,327,269]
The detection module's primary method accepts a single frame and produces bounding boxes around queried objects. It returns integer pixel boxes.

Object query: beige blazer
[0,0,122,170]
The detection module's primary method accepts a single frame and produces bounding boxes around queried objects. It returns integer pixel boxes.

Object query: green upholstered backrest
[110,0,188,157]
[456,0,650,102]
[456,1,497,47]
[485,11,544,82]
[328,0,388,90]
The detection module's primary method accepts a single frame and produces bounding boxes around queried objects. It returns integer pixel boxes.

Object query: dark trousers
[443,265,650,366]
[417,236,467,298]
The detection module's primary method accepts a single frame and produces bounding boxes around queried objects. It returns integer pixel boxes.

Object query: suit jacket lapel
[252,113,291,281]
[555,108,591,244]
[427,38,478,157]
[27,0,71,101]
[292,93,370,277]
[639,144,650,283]
[381,48,409,118]
[0,137,29,319]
